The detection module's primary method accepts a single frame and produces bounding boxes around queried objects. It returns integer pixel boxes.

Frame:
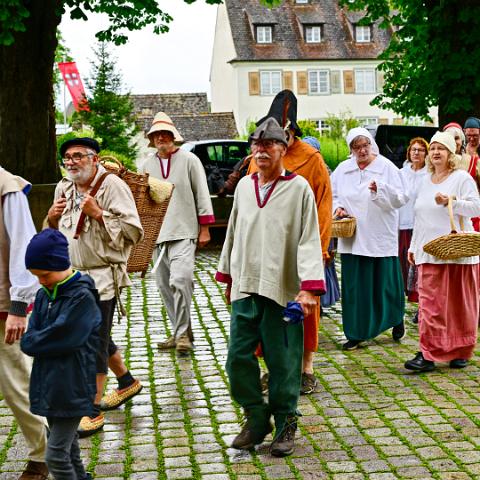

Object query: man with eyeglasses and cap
[47,137,144,437]
[216,117,325,457]
[464,117,480,157]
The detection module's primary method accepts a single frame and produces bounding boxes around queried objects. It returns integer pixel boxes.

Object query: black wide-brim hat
[256,89,302,138]
[60,137,101,157]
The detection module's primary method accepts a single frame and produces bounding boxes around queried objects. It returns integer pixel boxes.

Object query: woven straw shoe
[100,379,143,411]
[78,414,104,438]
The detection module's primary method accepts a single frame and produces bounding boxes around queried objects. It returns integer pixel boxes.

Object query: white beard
[66,164,95,185]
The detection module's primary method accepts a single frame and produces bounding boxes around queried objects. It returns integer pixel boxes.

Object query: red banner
[58,61,89,111]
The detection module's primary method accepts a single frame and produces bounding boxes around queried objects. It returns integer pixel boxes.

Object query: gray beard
[66,164,95,185]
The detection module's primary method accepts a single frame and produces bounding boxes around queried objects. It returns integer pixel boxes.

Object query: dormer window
[355,25,371,42]
[256,25,273,43]
[305,25,322,43]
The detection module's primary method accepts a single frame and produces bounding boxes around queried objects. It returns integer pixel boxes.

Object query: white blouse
[409,169,480,265]
[331,154,408,257]
[398,163,428,230]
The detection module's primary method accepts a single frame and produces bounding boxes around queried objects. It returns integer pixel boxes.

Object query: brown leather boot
[18,460,48,480]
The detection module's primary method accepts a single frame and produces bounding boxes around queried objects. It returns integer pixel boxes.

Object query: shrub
[318,136,349,171]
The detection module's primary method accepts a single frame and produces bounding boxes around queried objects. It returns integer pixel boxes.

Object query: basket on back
[331,216,356,238]
[100,156,174,276]
[423,196,480,260]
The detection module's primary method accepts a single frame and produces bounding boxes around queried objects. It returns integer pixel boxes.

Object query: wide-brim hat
[256,89,302,138]
[249,117,288,146]
[60,137,100,157]
[147,112,184,146]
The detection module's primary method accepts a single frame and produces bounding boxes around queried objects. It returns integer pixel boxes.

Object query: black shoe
[392,321,405,341]
[342,339,360,351]
[300,372,318,395]
[450,359,468,369]
[404,352,435,372]
[411,310,419,325]
[270,416,297,457]
[231,417,273,450]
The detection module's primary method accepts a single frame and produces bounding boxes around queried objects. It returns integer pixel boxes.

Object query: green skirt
[341,254,405,341]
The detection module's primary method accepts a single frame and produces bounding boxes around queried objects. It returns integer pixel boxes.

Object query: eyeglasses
[61,152,93,165]
[251,140,281,149]
[351,142,370,152]
[411,148,426,153]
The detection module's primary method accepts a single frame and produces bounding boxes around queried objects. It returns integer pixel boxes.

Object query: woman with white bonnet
[331,127,408,350]
[405,131,480,372]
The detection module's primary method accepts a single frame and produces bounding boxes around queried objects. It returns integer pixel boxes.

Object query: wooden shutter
[249,72,260,95]
[283,71,293,91]
[376,70,385,92]
[297,71,308,95]
[343,70,355,94]
[330,70,341,94]
[379,118,389,125]
[393,117,404,125]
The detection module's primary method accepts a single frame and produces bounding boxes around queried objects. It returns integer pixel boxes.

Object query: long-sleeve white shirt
[331,154,408,257]
[3,191,39,305]
[409,169,480,265]
[398,163,428,230]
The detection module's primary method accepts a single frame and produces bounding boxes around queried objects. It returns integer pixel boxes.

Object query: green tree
[0,0,221,184]
[77,42,139,161]
[335,0,480,126]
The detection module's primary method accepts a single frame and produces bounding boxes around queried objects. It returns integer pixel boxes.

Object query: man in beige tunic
[0,167,48,479]
[216,118,325,457]
[47,137,144,437]
[139,112,215,355]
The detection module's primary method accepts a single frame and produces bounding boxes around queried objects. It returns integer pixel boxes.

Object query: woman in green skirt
[330,127,408,350]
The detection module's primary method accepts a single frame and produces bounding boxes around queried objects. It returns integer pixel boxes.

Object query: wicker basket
[100,156,174,276]
[423,196,480,260]
[331,216,356,238]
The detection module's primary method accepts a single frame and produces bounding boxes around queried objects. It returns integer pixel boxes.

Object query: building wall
[210,3,238,114]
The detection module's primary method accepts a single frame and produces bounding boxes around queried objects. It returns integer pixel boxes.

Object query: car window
[225,144,248,166]
[207,145,222,163]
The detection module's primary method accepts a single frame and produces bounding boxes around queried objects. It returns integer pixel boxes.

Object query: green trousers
[226,295,303,434]
[341,254,405,341]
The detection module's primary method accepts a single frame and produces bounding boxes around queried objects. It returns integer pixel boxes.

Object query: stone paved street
[1,248,480,479]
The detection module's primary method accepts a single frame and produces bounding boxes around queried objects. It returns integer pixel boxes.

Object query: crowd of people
[3,90,480,477]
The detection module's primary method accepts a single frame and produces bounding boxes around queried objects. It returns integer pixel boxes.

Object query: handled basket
[423,196,480,260]
[331,216,356,238]
[100,156,174,276]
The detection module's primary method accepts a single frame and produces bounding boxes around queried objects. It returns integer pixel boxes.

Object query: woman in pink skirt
[405,131,480,372]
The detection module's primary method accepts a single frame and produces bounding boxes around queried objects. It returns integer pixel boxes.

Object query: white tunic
[398,163,428,230]
[331,154,408,257]
[409,169,480,265]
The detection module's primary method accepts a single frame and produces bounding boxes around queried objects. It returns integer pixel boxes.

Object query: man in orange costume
[249,90,332,394]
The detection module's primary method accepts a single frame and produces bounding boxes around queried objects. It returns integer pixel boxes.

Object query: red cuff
[301,280,326,295]
[199,214,216,225]
[215,271,232,286]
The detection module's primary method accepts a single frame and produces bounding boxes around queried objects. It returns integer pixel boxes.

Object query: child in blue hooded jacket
[21,229,101,480]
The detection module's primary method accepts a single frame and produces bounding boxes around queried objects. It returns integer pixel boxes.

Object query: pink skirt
[418,263,479,362]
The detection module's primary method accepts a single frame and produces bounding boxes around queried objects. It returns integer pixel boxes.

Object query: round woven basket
[331,216,356,238]
[423,196,480,260]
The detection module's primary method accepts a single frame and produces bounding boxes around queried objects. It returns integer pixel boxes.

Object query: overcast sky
[59,1,219,100]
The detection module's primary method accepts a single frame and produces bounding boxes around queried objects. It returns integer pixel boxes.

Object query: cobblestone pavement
[1,249,480,479]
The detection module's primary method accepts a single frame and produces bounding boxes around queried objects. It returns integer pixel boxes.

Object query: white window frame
[357,117,379,127]
[308,70,330,95]
[296,0,309,3]
[260,70,282,96]
[316,120,331,135]
[355,25,371,42]
[256,25,272,44]
[355,69,376,94]
[305,25,321,43]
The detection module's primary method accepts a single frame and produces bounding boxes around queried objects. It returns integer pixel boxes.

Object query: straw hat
[147,112,184,147]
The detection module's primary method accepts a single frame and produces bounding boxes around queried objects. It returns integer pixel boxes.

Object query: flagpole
[63,56,67,133]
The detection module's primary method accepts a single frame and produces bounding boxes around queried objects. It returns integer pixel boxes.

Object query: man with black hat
[216,117,325,457]
[0,166,48,479]
[464,117,480,157]
[47,137,144,437]
[248,90,332,395]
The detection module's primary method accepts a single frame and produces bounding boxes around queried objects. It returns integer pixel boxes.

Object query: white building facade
[210,0,437,136]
